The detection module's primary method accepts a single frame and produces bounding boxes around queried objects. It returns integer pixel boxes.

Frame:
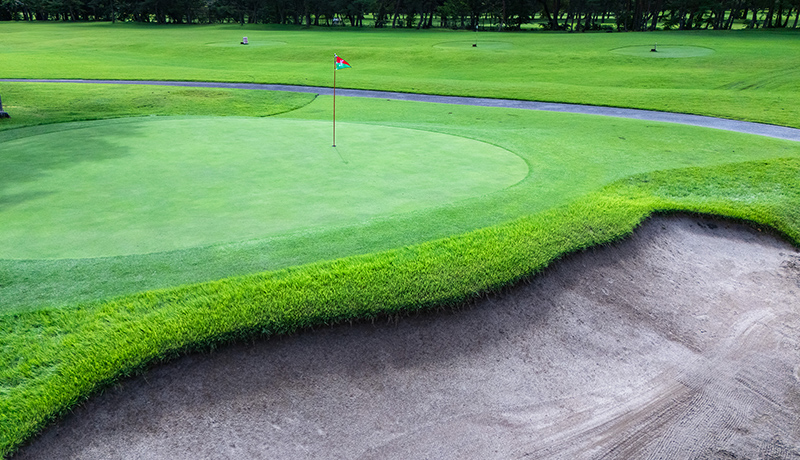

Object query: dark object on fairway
[651,43,657,52]
[473,44,477,47]
[0,95,9,118]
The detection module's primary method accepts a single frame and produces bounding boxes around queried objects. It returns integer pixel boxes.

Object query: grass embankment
[2,157,799,457]
[1,23,799,128]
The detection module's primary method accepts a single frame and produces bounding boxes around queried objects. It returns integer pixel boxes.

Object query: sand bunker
[14,215,800,459]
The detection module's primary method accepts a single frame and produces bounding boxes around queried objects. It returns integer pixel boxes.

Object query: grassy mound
[2,157,799,458]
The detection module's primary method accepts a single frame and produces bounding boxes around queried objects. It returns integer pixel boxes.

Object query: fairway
[0,116,527,259]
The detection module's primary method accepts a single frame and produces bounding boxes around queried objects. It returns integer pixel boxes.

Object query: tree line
[2,0,798,32]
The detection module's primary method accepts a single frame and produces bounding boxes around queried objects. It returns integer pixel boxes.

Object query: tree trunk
[552,0,561,28]
[765,0,775,26]
[391,0,401,27]
[632,0,644,30]
[539,0,554,27]
[725,3,738,28]
[781,1,791,25]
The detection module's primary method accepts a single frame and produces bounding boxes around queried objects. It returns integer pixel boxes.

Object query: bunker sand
[14,215,800,459]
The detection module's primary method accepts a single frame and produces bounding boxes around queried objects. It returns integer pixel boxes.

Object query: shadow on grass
[0,120,138,205]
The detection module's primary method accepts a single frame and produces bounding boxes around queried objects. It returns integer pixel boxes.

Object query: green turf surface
[0,82,318,129]
[0,116,526,259]
[1,23,799,127]
[609,45,716,57]
[432,40,514,49]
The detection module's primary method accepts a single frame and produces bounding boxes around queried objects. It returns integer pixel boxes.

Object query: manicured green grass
[1,23,799,127]
[608,159,800,242]
[1,25,799,458]
[0,82,317,129]
[1,116,525,259]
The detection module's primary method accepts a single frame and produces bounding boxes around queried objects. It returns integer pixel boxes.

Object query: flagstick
[333,63,337,147]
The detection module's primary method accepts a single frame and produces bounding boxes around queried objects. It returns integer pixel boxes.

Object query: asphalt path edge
[3,79,800,142]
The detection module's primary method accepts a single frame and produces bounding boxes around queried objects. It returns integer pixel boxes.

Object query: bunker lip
[12,214,800,459]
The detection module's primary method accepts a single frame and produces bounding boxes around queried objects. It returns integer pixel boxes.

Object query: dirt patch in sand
[13,215,800,459]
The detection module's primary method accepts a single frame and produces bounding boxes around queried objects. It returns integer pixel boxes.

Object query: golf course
[1,23,799,458]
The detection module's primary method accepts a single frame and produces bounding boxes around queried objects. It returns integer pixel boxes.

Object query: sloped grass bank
[0,83,317,131]
[2,158,799,457]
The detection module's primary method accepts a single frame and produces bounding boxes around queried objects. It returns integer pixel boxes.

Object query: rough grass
[1,24,799,127]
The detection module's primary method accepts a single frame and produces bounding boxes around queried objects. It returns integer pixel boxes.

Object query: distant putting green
[205,40,287,47]
[433,41,514,50]
[0,116,527,259]
[610,45,715,58]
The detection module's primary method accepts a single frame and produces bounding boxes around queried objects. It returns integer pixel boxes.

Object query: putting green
[0,116,528,259]
[205,40,286,47]
[610,45,715,58]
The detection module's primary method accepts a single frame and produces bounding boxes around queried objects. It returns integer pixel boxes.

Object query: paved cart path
[3,79,800,142]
